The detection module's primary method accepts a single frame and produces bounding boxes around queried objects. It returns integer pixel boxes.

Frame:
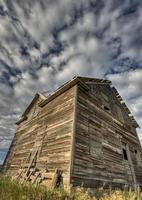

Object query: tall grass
[0,176,68,200]
[0,176,142,200]
[72,187,142,200]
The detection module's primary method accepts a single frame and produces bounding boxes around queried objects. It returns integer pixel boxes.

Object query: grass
[0,176,142,200]
[0,176,68,200]
[72,187,142,200]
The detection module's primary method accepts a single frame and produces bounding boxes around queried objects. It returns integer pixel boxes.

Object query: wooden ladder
[14,125,63,187]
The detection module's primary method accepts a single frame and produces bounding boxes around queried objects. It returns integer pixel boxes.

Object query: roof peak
[16,76,139,128]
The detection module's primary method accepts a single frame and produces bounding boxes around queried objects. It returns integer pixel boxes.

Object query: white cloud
[107,69,142,99]
[0,139,11,150]
[0,0,142,164]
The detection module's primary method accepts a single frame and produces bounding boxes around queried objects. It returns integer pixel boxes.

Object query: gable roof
[16,92,46,125]
[39,76,89,107]
[16,76,139,128]
[22,92,46,117]
[39,76,111,107]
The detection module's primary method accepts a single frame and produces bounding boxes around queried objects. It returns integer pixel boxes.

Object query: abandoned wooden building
[2,76,142,189]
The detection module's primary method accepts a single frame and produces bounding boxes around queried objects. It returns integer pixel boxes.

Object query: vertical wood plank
[69,85,78,185]
[126,144,137,188]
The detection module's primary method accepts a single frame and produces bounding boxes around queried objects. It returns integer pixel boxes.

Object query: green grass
[0,176,68,200]
[0,176,142,200]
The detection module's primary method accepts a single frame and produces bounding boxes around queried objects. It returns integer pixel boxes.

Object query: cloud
[106,69,142,99]
[0,0,142,163]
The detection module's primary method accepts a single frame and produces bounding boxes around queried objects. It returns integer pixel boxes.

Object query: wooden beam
[85,82,111,85]
[69,84,78,185]
[16,116,27,125]
[126,144,137,189]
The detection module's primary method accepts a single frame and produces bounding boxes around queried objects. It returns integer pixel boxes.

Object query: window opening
[123,148,128,160]
[135,149,137,154]
[103,105,110,111]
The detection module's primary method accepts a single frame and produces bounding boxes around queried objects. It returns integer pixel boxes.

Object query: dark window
[135,149,137,154]
[103,105,110,111]
[123,148,128,160]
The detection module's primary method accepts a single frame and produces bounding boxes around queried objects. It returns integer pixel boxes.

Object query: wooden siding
[3,77,142,189]
[71,85,142,188]
[3,86,76,186]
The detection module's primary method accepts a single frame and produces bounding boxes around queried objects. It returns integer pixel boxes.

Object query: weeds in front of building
[0,176,142,200]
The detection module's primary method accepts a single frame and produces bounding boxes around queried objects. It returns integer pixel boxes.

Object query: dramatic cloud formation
[0,0,142,163]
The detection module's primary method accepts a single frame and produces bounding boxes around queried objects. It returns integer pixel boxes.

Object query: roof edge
[16,116,27,125]
[22,92,46,117]
[16,92,46,125]
[77,76,112,84]
[39,76,89,107]
[15,76,139,128]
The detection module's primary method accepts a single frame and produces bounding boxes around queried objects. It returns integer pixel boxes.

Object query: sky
[0,0,142,164]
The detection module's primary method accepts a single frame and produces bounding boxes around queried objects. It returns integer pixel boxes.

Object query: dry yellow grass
[72,187,142,200]
[0,177,142,200]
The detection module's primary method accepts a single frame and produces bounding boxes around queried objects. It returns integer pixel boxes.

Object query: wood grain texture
[3,86,76,186]
[2,77,142,189]
[71,84,142,188]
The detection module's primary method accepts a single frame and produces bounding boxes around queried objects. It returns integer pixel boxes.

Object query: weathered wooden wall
[3,86,76,186]
[71,83,142,188]
[3,77,142,189]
